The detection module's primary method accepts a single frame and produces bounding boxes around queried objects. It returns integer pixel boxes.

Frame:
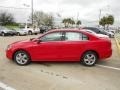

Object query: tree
[44,15,54,28]
[0,12,14,26]
[62,18,75,28]
[76,20,81,27]
[106,15,114,29]
[70,19,75,26]
[99,16,107,29]
[31,11,54,27]
[62,18,68,27]
[99,15,114,30]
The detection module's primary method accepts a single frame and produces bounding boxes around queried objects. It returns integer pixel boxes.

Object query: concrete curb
[115,37,120,54]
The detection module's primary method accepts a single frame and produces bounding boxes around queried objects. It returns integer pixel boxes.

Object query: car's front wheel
[1,32,5,36]
[13,50,31,66]
[81,51,98,66]
[28,31,32,35]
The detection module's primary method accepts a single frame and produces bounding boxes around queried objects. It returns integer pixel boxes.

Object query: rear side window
[64,32,89,41]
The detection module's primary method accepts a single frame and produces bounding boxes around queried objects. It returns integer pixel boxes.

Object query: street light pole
[98,9,102,27]
[99,9,101,21]
[31,0,33,26]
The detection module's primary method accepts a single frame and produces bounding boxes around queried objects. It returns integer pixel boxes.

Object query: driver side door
[31,32,64,61]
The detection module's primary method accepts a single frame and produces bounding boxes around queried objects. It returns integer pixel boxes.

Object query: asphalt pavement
[0,35,120,90]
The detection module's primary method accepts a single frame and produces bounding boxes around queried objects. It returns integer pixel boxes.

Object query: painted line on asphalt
[97,64,120,71]
[0,81,15,90]
[115,36,120,54]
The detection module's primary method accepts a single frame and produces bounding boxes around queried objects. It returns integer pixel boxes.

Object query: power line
[0,0,9,3]
[0,6,30,10]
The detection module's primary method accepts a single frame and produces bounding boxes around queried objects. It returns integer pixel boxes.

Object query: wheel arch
[28,30,32,32]
[81,50,99,60]
[12,49,31,60]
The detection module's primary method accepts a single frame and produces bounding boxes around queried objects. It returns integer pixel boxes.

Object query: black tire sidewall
[13,51,31,66]
[28,31,32,35]
[17,32,20,36]
[1,32,5,36]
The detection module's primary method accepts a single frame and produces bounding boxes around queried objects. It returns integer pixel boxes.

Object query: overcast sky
[0,0,120,26]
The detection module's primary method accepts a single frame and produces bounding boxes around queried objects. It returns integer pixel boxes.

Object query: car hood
[2,29,12,32]
[17,30,27,33]
[10,40,35,48]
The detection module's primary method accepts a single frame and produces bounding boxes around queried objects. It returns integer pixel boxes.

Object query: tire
[81,51,98,66]
[35,33,38,35]
[17,32,20,36]
[28,31,32,35]
[13,50,31,66]
[109,34,111,38]
[1,32,5,36]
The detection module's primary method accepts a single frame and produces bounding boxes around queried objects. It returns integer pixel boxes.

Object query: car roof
[38,29,100,40]
[46,29,82,33]
[45,29,98,37]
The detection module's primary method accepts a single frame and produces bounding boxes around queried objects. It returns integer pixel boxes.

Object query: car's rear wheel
[81,51,98,66]
[17,32,20,36]
[13,50,31,66]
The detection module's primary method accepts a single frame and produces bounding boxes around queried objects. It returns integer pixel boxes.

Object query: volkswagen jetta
[6,29,112,66]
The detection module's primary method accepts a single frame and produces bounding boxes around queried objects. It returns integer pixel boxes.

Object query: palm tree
[70,19,75,27]
[76,20,81,27]
[106,15,114,30]
[62,19,68,28]
[99,16,107,29]
[99,15,114,30]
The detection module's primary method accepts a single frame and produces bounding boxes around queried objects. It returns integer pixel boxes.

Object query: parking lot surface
[0,35,120,90]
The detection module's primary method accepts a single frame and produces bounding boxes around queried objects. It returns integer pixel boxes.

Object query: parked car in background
[39,26,51,33]
[82,27,114,38]
[81,29,109,38]
[15,29,28,36]
[23,28,40,35]
[104,30,114,38]
[6,29,112,66]
[0,27,17,36]
[107,29,116,34]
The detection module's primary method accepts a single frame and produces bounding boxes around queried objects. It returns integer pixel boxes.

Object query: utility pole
[98,9,102,27]
[76,12,79,28]
[31,0,33,26]
[99,9,101,21]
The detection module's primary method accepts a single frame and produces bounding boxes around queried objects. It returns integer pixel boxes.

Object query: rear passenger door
[59,31,89,61]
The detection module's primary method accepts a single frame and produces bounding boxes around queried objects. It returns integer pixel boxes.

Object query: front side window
[64,32,89,41]
[40,32,63,42]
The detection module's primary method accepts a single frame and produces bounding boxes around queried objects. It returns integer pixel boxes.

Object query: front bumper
[6,49,14,60]
[19,32,27,35]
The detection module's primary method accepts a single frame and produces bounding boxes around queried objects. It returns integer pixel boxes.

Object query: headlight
[6,45,12,50]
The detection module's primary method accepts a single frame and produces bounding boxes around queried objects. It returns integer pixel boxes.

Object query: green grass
[5,25,19,30]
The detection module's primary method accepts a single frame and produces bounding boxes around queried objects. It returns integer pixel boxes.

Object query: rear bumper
[99,48,112,60]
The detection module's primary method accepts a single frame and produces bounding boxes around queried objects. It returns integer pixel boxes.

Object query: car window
[41,32,63,42]
[84,27,100,33]
[64,32,89,41]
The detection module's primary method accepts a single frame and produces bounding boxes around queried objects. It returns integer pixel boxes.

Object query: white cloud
[0,0,119,26]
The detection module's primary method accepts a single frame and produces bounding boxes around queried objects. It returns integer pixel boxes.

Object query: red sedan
[6,29,112,66]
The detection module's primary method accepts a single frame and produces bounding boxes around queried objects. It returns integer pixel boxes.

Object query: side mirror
[30,38,35,41]
[37,39,42,44]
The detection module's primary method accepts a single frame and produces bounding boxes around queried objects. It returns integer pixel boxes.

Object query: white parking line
[0,81,15,90]
[97,64,120,71]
